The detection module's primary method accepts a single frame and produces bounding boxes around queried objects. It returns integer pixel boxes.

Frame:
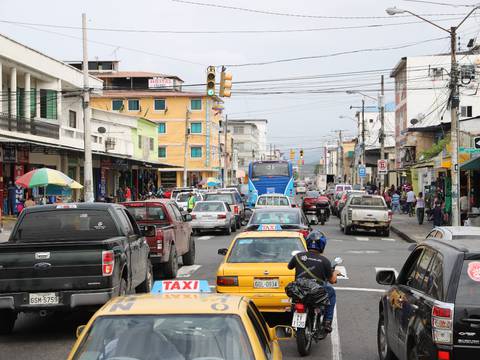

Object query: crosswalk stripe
[355,237,369,241]
[197,236,213,241]
[381,238,395,242]
[177,265,202,278]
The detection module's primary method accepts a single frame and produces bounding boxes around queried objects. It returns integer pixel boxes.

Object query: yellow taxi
[68,280,292,360]
[216,229,307,312]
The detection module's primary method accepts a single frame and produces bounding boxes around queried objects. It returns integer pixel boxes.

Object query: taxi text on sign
[151,280,211,293]
[377,159,388,175]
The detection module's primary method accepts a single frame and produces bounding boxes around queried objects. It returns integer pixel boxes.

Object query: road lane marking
[331,307,342,360]
[355,237,369,241]
[335,266,348,280]
[347,250,380,254]
[331,239,344,242]
[375,267,399,277]
[381,238,395,242]
[334,286,385,293]
[177,265,202,278]
[197,236,213,241]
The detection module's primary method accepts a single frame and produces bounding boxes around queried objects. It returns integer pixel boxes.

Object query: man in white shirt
[406,189,416,217]
[460,192,469,225]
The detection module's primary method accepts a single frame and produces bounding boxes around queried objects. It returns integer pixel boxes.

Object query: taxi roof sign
[257,224,282,231]
[151,280,211,294]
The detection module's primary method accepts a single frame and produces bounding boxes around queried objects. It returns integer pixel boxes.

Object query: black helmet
[305,230,327,252]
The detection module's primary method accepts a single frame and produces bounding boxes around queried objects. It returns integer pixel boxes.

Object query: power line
[172,0,465,19]
[402,0,475,7]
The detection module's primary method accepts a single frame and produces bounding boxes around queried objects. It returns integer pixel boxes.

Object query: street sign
[377,159,388,175]
[358,165,366,178]
[475,137,480,149]
[459,147,480,154]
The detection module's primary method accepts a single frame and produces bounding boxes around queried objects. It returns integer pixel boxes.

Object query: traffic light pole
[361,99,365,189]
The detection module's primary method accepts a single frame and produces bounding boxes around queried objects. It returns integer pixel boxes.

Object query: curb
[390,224,417,243]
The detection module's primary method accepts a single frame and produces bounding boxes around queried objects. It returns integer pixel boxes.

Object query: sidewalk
[0,216,18,242]
[390,213,433,243]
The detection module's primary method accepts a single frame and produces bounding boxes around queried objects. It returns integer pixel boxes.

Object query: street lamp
[346,90,377,102]
[386,5,480,226]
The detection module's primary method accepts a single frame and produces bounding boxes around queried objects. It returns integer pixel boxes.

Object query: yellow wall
[91,95,222,172]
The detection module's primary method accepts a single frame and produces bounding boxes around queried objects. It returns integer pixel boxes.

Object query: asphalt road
[0,216,412,360]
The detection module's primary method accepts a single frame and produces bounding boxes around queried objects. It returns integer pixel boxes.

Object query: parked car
[340,194,392,236]
[245,207,311,239]
[0,203,153,335]
[376,231,480,360]
[175,191,203,211]
[203,191,245,228]
[255,193,292,208]
[123,199,194,279]
[191,201,236,235]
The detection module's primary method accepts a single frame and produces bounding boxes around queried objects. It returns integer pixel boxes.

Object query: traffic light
[206,66,216,97]
[300,149,304,158]
[219,68,233,97]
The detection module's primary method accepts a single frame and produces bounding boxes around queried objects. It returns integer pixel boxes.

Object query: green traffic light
[207,89,214,96]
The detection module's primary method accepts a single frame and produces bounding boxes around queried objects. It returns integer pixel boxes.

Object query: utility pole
[379,75,385,192]
[334,130,344,182]
[361,99,366,188]
[450,26,460,226]
[183,109,191,187]
[223,115,228,186]
[82,13,94,203]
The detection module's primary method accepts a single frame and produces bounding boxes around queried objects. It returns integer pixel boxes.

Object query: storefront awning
[460,156,480,171]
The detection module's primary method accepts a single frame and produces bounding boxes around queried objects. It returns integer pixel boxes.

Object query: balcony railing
[0,112,60,139]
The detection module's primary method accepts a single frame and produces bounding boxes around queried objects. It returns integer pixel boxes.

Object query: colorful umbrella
[15,168,83,189]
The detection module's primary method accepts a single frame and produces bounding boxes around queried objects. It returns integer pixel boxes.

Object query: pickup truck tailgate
[352,208,389,222]
[0,242,113,292]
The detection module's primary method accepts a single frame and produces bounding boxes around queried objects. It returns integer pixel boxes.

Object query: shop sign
[148,77,173,89]
[377,159,388,175]
[101,159,113,169]
[3,146,16,163]
[100,168,106,198]
[113,159,129,170]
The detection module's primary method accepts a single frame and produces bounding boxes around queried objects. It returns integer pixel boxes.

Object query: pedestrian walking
[7,181,16,215]
[187,192,197,213]
[406,188,416,217]
[391,191,401,214]
[433,202,443,227]
[124,186,132,202]
[416,192,425,225]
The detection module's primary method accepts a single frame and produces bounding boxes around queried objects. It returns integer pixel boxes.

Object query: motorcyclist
[287,230,340,333]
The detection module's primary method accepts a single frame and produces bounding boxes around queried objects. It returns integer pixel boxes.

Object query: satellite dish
[97,126,107,134]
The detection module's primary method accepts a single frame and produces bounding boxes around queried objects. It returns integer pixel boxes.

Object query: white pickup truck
[340,194,392,236]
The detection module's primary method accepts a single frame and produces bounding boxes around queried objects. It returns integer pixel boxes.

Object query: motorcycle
[287,257,343,356]
[315,201,330,225]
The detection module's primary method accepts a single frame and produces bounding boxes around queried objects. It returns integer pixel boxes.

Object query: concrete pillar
[24,73,31,120]
[10,67,16,117]
[57,79,62,119]
[35,80,40,118]
[0,62,3,114]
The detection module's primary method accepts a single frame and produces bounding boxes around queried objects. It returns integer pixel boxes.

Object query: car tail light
[388,210,393,222]
[294,303,306,313]
[432,303,454,345]
[437,350,450,360]
[191,214,196,219]
[156,228,164,251]
[217,276,238,286]
[218,214,227,219]
[102,250,114,276]
[233,205,239,215]
[299,229,310,239]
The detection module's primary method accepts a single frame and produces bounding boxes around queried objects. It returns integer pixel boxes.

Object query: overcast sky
[0,0,479,161]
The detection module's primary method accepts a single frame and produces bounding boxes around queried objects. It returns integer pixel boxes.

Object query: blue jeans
[391,203,400,213]
[323,283,336,321]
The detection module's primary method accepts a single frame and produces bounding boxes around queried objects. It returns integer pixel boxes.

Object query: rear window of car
[228,237,305,263]
[455,260,480,305]
[305,191,320,198]
[193,202,225,212]
[250,211,300,224]
[176,193,191,202]
[14,209,119,241]
[124,205,167,222]
[203,193,234,204]
[350,196,385,207]
[257,196,289,206]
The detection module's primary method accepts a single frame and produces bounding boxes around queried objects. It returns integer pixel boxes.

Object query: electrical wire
[402,0,476,7]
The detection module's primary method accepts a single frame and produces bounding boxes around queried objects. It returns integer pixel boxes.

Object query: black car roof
[23,203,123,213]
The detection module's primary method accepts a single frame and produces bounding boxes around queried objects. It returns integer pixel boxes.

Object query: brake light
[294,303,306,313]
[217,214,227,219]
[438,350,450,360]
[191,214,196,219]
[432,303,454,345]
[217,276,238,286]
[156,228,164,251]
[233,205,239,215]
[299,229,310,239]
[388,210,393,222]
[102,250,114,276]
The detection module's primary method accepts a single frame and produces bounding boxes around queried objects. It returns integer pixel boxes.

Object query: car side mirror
[271,325,294,340]
[376,270,396,286]
[184,214,192,222]
[218,248,228,256]
[142,225,156,237]
[76,325,86,338]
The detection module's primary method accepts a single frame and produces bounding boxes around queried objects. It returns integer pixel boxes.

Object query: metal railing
[0,112,59,139]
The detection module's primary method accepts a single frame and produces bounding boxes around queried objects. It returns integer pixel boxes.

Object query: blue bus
[247,160,295,207]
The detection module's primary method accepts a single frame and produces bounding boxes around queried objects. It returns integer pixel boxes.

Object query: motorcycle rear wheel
[296,313,313,356]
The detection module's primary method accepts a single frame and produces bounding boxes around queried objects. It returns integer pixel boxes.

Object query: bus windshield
[251,162,290,177]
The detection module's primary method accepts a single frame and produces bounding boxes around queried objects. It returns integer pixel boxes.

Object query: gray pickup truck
[0,203,153,334]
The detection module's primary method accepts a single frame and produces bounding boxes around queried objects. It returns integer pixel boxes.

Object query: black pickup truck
[0,203,153,334]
